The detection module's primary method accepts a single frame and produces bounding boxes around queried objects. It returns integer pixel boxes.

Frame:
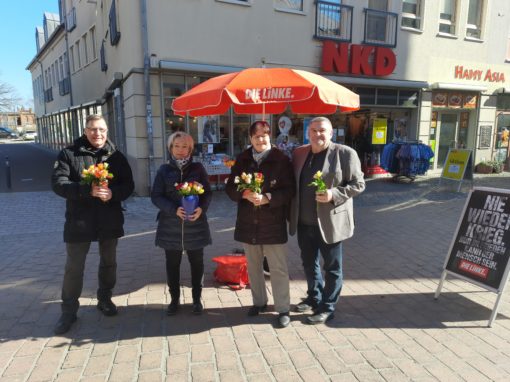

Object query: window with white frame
[75,40,81,69]
[274,0,303,12]
[439,0,457,35]
[82,34,89,65]
[90,26,97,60]
[52,63,57,86]
[366,0,389,43]
[59,57,64,80]
[401,0,421,30]
[69,46,75,72]
[466,0,484,39]
[369,0,388,11]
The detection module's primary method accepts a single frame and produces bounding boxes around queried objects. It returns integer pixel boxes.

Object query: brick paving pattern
[0,173,510,381]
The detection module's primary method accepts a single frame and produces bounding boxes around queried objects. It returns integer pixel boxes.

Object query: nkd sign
[321,41,396,77]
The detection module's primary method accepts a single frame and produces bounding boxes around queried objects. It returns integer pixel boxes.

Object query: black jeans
[61,239,118,315]
[165,249,204,303]
[297,224,343,313]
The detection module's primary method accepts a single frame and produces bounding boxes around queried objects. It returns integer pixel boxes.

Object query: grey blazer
[289,143,366,244]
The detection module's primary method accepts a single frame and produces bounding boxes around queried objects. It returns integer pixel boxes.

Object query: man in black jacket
[52,114,134,335]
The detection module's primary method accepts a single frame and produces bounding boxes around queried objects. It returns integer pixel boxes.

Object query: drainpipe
[141,0,156,192]
[62,0,73,106]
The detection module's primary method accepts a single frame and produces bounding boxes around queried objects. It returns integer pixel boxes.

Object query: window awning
[429,82,487,92]
[159,60,244,74]
[325,75,428,89]
[494,87,510,94]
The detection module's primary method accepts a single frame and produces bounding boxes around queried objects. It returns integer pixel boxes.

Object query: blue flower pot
[181,195,199,220]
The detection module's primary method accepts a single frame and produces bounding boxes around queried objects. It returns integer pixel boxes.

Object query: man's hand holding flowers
[308,171,332,203]
[81,163,114,202]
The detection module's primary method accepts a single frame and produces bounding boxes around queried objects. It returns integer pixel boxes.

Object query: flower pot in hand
[181,195,199,220]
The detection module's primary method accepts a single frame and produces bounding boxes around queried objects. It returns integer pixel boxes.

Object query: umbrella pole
[262,103,265,122]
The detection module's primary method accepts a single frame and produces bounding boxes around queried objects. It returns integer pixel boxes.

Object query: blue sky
[0,0,59,106]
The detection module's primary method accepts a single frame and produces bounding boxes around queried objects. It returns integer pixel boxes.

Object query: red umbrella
[171,68,359,117]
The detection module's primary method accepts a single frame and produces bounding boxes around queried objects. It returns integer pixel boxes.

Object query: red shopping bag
[212,254,249,290]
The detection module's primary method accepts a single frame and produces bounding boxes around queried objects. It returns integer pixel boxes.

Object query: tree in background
[0,76,21,112]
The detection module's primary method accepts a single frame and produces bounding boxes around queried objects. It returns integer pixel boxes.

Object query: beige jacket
[289,143,365,244]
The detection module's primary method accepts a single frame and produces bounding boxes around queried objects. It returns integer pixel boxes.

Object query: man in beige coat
[289,116,365,324]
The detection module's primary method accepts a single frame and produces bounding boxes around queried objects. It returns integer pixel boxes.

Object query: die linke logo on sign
[321,41,397,77]
[244,87,295,102]
[454,65,506,83]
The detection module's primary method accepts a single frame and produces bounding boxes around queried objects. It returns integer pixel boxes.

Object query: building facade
[28,0,510,195]
[0,108,36,134]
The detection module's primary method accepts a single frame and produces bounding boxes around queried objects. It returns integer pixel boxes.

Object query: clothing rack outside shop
[380,140,434,182]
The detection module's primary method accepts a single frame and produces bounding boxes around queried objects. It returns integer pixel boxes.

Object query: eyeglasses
[86,127,108,134]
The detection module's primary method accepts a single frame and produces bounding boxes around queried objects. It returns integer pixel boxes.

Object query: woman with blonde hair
[151,131,212,315]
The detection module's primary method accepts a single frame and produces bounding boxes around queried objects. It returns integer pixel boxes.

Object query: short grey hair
[310,116,333,131]
[85,114,107,129]
[167,131,194,154]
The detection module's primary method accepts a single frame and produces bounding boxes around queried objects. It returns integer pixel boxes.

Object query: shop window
[495,113,510,162]
[163,75,185,98]
[466,0,484,39]
[401,0,422,30]
[399,90,418,107]
[439,0,457,35]
[163,75,185,156]
[377,88,398,105]
[497,95,510,110]
[233,115,251,156]
[274,0,303,12]
[357,87,376,105]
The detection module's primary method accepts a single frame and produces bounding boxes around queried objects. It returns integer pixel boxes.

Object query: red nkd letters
[321,41,397,77]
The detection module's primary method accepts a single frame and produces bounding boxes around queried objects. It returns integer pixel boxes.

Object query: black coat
[52,136,135,243]
[151,159,212,251]
[225,147,295,245]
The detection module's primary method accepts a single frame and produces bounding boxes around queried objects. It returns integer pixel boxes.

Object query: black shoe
[192,301,203,315]
[247,304,267,316]
[263,257,270,276]
[306,312,334,325]
[167,301,179,316]
[53,314,77,335]
[294,298,318,313]
[97,299,118,316]
[277,312,290,328]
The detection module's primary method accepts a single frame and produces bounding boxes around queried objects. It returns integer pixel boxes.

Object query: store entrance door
[437,113,459,168]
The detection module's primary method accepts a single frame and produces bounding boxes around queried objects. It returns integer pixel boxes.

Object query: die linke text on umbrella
[245,88,294,102]
[464,195,510,245]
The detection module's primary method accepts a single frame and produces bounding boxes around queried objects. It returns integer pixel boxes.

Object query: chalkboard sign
[445,187,510,291]
[479,125,492,149]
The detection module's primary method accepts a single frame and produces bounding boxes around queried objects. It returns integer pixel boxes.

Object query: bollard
[5,156,11,190]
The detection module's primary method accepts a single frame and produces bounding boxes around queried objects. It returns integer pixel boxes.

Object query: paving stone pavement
[1,173,510,381]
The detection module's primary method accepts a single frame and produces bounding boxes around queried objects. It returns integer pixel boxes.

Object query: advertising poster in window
[432,92,448,107]
[198,116,219,144]
[448,93,463,108]
[371,118,387,145]
[445,188,510,291]
[497,126,509,148]
[394,118,408,140]
[463,94,477,109]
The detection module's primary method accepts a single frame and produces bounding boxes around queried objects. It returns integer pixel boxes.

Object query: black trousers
[61,239,118,315]
[165,249,204,303]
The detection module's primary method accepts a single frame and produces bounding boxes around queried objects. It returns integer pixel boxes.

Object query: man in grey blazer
[289,116,365,324]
